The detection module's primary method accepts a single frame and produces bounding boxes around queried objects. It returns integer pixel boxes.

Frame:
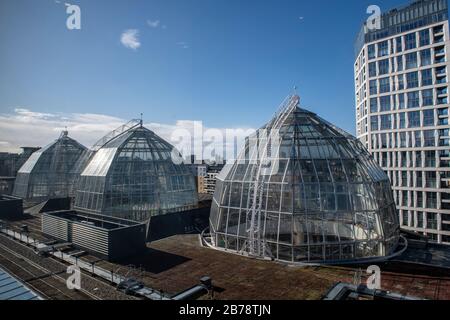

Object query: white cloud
[120,29,141,50]
[146,19,160,28]
[0,108,255,161]
[177,41,189,49]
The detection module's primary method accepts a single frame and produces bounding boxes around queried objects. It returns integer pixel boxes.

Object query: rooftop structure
[207,95,400,264]
[74,120,198,222]
[12,131,87,202]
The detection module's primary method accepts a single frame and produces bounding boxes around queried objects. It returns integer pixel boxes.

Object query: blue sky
[0,0,408,152]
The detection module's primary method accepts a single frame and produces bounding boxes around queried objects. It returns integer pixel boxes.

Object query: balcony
[434,35,445,43]
[438,108,448,116]
[436,77,447,84]
[437,97,448,105]
[435,56,446,64]
[435,46,446,56]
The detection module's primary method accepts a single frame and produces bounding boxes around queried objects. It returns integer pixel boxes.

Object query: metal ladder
[241,94,300,257]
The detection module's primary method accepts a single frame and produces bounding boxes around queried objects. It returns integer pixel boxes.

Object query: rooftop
[4,214,450,300]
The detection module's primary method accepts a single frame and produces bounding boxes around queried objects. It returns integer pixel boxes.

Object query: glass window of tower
[397,55,404,71]
[368,44,376,59]
[419,29,430,46]
[406,71,419,88]
[378,59,389,75]
[420,49,432,66]
[407,91,419,108]
[370,98,378,112]
[423,109,435,126]
[421,69,433,86]
[408,111,421,127]
[378,40,389,57]
[406,52,418,69]
[405,32,417,50]
[422,89,434,106]
[381,114,392,130]
[424,130,436,147]
[380,96,391,111]
[370,80,378,95]
[398,93,405,109]
[369,62,377,77]
[379,77,390,93]
[371,116,378,131]
[399,112,406,128]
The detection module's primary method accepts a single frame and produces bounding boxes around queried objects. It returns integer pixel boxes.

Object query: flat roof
[5,215,450,300]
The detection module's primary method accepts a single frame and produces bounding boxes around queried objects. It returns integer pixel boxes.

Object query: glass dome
[74,122,198,222]
[209,96,399,264]
[13,131,88,201]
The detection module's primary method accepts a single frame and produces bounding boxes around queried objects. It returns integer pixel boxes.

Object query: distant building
[354,0,450,244]
[204,164,224,195]
[0,152,19,177]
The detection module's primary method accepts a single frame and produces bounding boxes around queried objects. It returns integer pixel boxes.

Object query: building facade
[354,0,450,244]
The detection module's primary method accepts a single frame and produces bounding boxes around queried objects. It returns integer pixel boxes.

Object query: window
[421,69,433,86]
[370,116,378,131]
[368,44,376,59]
[370,80,377,95]
[378,40,389,57]
[378,59,389,75]
[424,130,435,147]
[405,32,416,50]
[420,49,432,66]
[396,36,403,52]
[417,212,424,228]
[422,89,433,106]
[406,71,419,88]
[425,150,436,167]
[379,96,391,111]
[399,132,407,148]
[370,98,378,113]
[414,131,421,147]
[397,75,404,90]
[407,91,419,108]
[425,172,436,188]
[408,111,420,127]
[369,62,377,77]
[398,93,405,109]
[399,112,406,128]
[405,52,417,69]
[397,55,403,71]
[402,211,409,226]
[380,115,392,130]
[426,212,437,228]
[423,109,434,126]
[379,77,390,93]
[419,29,430,46]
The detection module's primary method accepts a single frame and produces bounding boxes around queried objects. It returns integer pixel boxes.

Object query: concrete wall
[147,206,210,242]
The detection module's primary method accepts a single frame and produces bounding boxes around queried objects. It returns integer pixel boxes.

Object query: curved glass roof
[13,131,88,201]
[74,123,198,222]
[209,96,399,264]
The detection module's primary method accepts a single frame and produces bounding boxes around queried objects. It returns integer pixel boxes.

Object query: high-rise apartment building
[354,0,450,244]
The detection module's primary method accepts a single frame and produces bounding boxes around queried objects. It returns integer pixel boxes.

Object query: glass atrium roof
[209,95,400,264]
[74,122,198,222]
[13,131,88,201]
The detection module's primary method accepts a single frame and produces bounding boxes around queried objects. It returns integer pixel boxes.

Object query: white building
[354,0,450,244]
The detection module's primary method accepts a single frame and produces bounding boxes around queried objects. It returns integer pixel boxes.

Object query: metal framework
[209,96,400,263]
[74,120,198,222]
[13,131,88,201]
